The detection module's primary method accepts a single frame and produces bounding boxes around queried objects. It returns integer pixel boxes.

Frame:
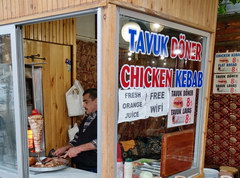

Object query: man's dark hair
[83,88,97,100]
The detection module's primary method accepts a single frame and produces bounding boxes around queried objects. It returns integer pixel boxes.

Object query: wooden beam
[101,4,117,178]
[0,1,106,25]
[199,34,217,178]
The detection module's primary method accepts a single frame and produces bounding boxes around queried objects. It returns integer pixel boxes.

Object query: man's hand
[62,142,96,158]
[63,147,82,158]
[54,144,72,156]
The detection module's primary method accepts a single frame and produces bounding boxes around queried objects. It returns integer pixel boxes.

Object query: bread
[29,157,36,166]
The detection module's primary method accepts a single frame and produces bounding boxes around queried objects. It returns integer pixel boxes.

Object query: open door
[24,40,72,154]
[0,25,28,178]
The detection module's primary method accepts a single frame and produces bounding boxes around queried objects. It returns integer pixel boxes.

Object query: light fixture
[121,22,141,42]
[150,23,164,33]
[128,52,132,56]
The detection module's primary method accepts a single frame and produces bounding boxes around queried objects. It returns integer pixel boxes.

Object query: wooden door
[24,40,72,153]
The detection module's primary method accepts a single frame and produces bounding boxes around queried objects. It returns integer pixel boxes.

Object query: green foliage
[218,4,226,14]
[229,0,240,4]
[218,0,240,14]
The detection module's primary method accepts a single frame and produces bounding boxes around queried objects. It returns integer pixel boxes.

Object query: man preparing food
[54,88,97,173]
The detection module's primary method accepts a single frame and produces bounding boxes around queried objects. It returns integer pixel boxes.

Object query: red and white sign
[214,52,240,73]
[213,73,240,93]
[167,88,196,128]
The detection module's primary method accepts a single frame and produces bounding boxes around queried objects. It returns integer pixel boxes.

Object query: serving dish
[29,157,69,173]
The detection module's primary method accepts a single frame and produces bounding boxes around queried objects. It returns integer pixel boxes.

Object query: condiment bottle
[117,157,124,178]
[124,158,133,178]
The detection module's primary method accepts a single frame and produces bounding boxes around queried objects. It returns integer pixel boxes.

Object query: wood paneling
[215,15,240,49]
[0,0,217,33]
[24,40,72,153]
[0,0,106,25]
[23,18,76,45]
[109,0,218,32]
[23,18,77,79]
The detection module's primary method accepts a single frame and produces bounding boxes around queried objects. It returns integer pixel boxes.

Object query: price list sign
[213,73,240,94]
[214,52,240,73]
[167,88,196,128]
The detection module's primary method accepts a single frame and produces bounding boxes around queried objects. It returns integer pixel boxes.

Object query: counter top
[30,167,97,178]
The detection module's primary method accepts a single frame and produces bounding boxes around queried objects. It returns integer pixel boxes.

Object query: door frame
[0,25,28,178]
[0,8,103,178]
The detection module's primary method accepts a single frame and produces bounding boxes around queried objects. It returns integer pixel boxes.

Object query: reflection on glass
[0,34,17,169]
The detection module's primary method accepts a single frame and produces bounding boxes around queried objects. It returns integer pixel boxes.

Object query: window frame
[0,8,103,178]
[116,7,211,177]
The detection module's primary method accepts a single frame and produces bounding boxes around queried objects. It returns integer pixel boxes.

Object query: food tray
[29,164,68,172]
[29,157,69,173]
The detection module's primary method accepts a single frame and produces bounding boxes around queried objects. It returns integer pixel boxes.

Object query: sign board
[118,88,169,123]
[214,52,240,73]
[146,88,169,117]
[118,88,147,123]
[213,73,240,94]
[167,88,196,128]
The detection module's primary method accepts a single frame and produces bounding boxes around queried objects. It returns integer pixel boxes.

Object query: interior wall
[76,39,97,90]
[76,15,96,41]
[23,18,77,79]
[23,18,76,45]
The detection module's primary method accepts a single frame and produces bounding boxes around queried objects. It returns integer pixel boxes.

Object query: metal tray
[29,157,69,173]
[29,164,68,172]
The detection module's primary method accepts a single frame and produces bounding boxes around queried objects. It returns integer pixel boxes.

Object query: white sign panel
[118,88,170,123]
[214,52,240,73]
[146,88,169,117]
[118,88,147,123]
[167,88,196,128]
[213,73,240,94]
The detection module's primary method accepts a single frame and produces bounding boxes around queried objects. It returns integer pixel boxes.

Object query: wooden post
[199,1,218,176]
[101,4,117,178]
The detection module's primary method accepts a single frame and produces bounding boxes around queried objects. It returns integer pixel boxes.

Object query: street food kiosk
[0,0,218,178]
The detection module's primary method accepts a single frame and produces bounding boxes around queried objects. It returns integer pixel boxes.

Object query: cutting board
[160,129,195,177]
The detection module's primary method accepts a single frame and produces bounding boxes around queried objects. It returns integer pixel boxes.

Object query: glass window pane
[0,34,17,170]
[118,15,207,177]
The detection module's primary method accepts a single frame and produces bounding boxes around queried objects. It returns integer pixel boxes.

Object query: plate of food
[29,156,69,172]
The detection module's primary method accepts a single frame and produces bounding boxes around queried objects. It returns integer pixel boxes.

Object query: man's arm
[54,144,73,156]
[63,141,96,158]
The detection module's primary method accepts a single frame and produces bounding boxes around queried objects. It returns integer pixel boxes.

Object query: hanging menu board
[213,73,240,94]
[214,52,240,73]
[167,88,196,128]
[213,52,240,94]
